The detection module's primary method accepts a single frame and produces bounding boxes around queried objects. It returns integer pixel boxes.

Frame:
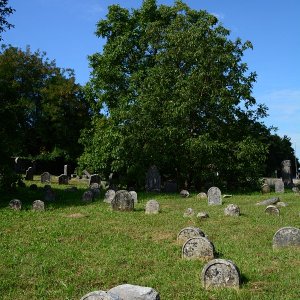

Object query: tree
[0,0,15,40]
[79,0,270,190]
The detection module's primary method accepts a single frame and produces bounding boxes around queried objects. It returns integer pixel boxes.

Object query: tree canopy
[0,0,14,40]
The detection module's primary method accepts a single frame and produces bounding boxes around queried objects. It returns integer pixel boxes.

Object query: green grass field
[1,178,300,299]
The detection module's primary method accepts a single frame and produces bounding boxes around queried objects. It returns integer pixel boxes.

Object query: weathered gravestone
[9,199,22,210]
[164,180,177,193]
[281,160,292,186]
[197,192,207,200]
[183,207,194,217]
[41,172,51,183]
[64,164,68,176]
[261,183,270,194]
[145,165,161,192]
[104,189,116,203]
[224,204,240,216]
[44,189,55,202]
[129,191,138,203]
[182,237,215,260]
[180,189,189,198]
[265,205,280,216]
[273,227,300,248]
[82,190,94,202]
[108,284,160,300]
[111,190,134,211]
[177,227,205,243]
[80,290,121,300]
[275,180,284,193]
[32,200,45,211]
[25,167,34,180]
[201,259,241,289]
[58,174,68,185]
[89,174,100,186]
[207,187,222,205]
[145,200,160,214]
[256,197,280,206]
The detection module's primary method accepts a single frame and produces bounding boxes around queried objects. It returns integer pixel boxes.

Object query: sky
[3,0,300,160]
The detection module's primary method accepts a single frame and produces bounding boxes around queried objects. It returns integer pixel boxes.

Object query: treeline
[0,0,297,191]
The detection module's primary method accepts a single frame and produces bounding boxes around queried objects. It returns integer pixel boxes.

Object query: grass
[0,178,300,299]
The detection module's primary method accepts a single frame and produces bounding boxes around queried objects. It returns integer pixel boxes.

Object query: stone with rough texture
[41,172,51,183]
[224,204,240,216]
[273,227,300,248]
[177,227,205,243]
[145,200,160,214]
[207,187,222,205]
[182,237,215,260]
[265,205,280,216]
[256,197,279,206]
[80,290,121,300]
[58,174,68,185]
[275,180,284,193]
[104,190,116,203]
[82,190,94,202]
[9,199,22,210]
[108,284,160,300]
[129,191,138,203]
[197,212,209,219]
[111,190,134,211]
[197,192,207,200]
[261,183,270,194]
[180,190,189,198]
[90,183,100,189]
[201,259,241,289]
[32,200,45,211]
[183,207,194,217]
[281,160,292,186]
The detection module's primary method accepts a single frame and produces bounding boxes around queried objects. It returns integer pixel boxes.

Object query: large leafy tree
[80,0,270,190]
[0,0,14,40]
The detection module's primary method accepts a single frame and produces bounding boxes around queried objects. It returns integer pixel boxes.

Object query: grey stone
[207,187,222,205]
[82,190,94,202]
[41,172,51,183]
[275,180,284,193]
[180,190,189,198]
[83,169,91,178]
[63,164,68,176]
[58,174,68,185]
[183,207,194,217]
[108,284,160,300]
[145,200,160,214]
[182,237,215,260]
[292,187,299,193]
[32,200,45,211]
[256,197,280,206]
[273,227,300,248]
[90,183,100,189]
[201,259,241,289]
[80,290,121,300]
[104,189,116,203]
[196,212,209,219]
[224,204,240,216]
[129,191,138,203]
[44,189,55,202]
[261,183,270,194]
[265,205,280,216]
[25,167,34,180]
[145,165,161,192]
[281,160,292,186]
[276,201,288,207]
[111,190,134,211]
[90,187,100,198]
[9,199,22,210]
[89,174,100,186]
[177,227,205,243]
[197,192,207,200]
[164,180,177,193]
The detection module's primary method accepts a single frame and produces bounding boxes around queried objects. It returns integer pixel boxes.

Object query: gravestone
[201,259,241,289]
[41,172,51,183]
[177,227,205,243]
[83,169,91,178]
[82,190,94,202]
[273,227,300,248]
[207,187,222,205]
[256,197,279,206]
[281,160,292,186]
[265,205,280,216]
[104,190,116,203]
[90,187,100,198]
[145,165,161,192]
[197,192,207,200]
[44,189,55,202]
[14,157,21,173]
[183,207,194,217]
[80,291,121,300]
[180,190,189,198]
[145,200,160,214]
[64,164,68,176]
[29,184,38,190]
[90,183,100,189]
[276,201,288,207]
[129,191,138,203]
[292,186,299,193]
[182,237,215,260]
[108,284,160,300]
[261,183,270,194]
[32,200,45,211]
[111,190,134,211]
[224,204,240,216]
[197,212,209,219]
[275,180,284,193]
[25,167,34,180]
[164,180,177,193]
[58,174,68,185]
[9,199,22,210]
[89,174,100,186]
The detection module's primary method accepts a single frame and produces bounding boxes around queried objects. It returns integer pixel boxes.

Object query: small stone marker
[256,197,280,206]
[129,191,138,203]
[207,187,222,205]
[58,174,68,185]
[9,199,22,210]
[182,237,215,260]
[108,284,160,300]
[197,212,209,219]
[164,180,177,193]
[111,190,134,211]
[41,172,51,183]
[201,259,241,289]
[82,190,94,202]
[292,187,299,193]
[275,180,284,193]
[80,290,121,300]
[25,167,34,180]
[44,189,55,202]
[273,227,300,248]
[89,174,100,186]
[261,183,270,194]
[177,227,205,243]
[104,189,116,203]
[145,200,160,214]
[281,160,292,186]
[197,192,207,200]
[63,164,68,176]
[90,182,100,189]
[224,204,240,216]
[180,190,189,198]
[32,200,45,211]
[183,207,194,217]
[265,205,280,216]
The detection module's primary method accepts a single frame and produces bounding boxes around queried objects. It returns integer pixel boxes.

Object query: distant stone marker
[129,191,138,203]
[273,227,300,248]
[145,165,161,192]
[224,204,240,216]
[41,172,51,183]
[80,290,121,300]
[275,180,284,193]
[261,183,270,194]
[177,227,205,243]
[111,190,134,211]
[82,190,94,202]
[58,174,68,185]
[9,199,22,210]
[265,205,280,216]
[182,237,215,260]
[256,197,279,206]
[25,167,34,180]
[207,187,222,205]
[183,207,194,217]
[197,192,207,200]
[32,200,45,211]
[197,212,209,219]
[104,189,116,203]
[281,160,292,186]
[145,200,160,214]
[201,259,241,289]
[180,190,189,198]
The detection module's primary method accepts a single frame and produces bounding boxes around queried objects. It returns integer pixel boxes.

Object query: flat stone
[256,197,280,206]
[196,212,209,219]
[111,190,134,211]
[180,190,189,198]
[182,237,215,260]
[223,194,232,198]
[32,200,45,211]
[145,200,160,214]
[273,227,300,248]
[265,205,280,216]
[80,290,121,300]
[276,201,288,207]
[177,227,206,243]
[224,204,240,216]
[9,199,22,210]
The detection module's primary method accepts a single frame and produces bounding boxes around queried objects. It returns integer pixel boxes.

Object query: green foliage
[0,0,15,40]
[80,0,270,190]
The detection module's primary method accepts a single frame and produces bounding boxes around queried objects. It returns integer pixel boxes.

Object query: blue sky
[3,0,300,160]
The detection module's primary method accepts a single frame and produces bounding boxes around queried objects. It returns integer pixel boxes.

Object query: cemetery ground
[0,178,300,299]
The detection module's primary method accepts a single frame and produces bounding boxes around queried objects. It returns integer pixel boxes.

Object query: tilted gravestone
[32,200,45,211]
[25,167,34,180]
[145,165,161,192]
[145,200,160,214]
[9,199,22,210]
[273,227,300,248]
[80,290,121,300]
[275,180,284,193]
[182,237,215,260]
[201,259,241,289]
[58,174,68,185]
[224,204,240,216]
[281,160,292,186]
[164,180,177,193]
[111,190,134,211]
[129,191,138,203]
[104,189,116,203]
[265,205,280,216]
[41,172,51,183]
[177,227,205,243]
[207,187,222,205]
[256,197,279,206]
[89,174,100,186]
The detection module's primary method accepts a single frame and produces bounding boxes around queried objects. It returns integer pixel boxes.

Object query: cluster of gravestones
[9,199,45,211]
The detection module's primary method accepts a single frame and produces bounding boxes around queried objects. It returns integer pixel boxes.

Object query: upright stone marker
[32,200,45,211]
[41,172,51,183]
[180,190,189,198]
[201,259,241,289]
[145,165,161,192]
[281,160,292,186]
[273,227,300,248]
[265,205,280,216]
[9,199,22,210]
[104,189,116,203]
[207,187,222,205]
[25,167,34,180]
[224,204,240,216]
[164,180,177,193]
[177,227,205,243]
[197,192,207,200]
[64,164,68,176]
[275,180,284,193]
[145,200,160,214]
[129,191,138,203]
[111,190,134,211]
[58,174,68,185]
[261,183,270,194]
[182,237,215,260]
[82,190,94,202]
